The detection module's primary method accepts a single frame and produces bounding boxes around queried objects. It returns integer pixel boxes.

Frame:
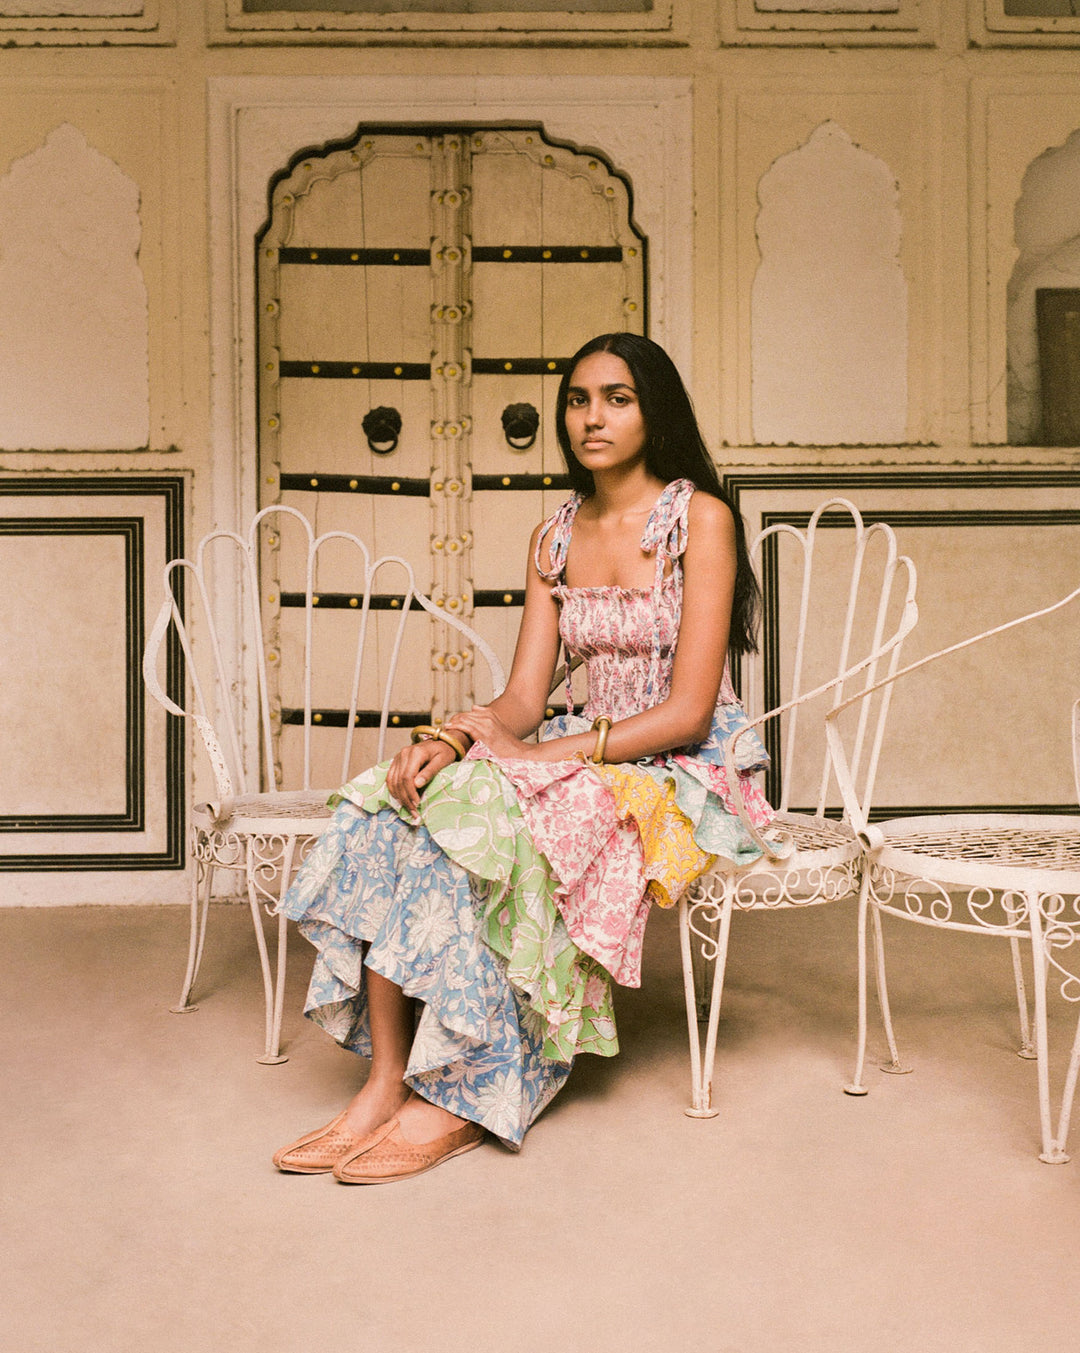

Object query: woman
[273,332,773,1183]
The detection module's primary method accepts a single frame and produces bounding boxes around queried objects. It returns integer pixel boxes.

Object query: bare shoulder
[686,489,736,544]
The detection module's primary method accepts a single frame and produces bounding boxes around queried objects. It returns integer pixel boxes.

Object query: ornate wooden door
[257,126,646,787]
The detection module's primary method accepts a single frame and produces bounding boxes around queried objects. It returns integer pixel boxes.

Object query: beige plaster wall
[0,1,1077,902]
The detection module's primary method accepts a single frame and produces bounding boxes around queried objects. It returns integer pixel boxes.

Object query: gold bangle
[591,716,612,765]
[411,724,438,744]
[434,729,468,760]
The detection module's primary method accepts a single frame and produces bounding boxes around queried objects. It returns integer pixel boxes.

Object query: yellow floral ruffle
[592,764,715,908]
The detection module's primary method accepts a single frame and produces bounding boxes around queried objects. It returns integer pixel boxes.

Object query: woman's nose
[584,401,604,428]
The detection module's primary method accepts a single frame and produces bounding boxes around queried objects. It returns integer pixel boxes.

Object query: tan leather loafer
[273,1109,365,1174]
[332,1117,485,1184]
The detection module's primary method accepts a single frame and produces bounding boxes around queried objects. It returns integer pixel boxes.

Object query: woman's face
[564,350,648,477]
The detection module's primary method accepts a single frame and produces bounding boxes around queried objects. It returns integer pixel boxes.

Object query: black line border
[0,517,144,833]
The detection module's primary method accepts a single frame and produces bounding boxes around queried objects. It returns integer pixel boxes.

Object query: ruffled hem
[591,763,715,909]
[456,744,651,986]
[279,803,586,1146]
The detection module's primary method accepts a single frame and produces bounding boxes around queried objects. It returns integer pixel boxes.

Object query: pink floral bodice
[535,479,740,725]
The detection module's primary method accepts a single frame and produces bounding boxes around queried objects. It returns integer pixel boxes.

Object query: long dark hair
[555,332,760,656]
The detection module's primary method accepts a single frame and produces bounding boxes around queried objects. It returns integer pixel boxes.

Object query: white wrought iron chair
[680,499,919,1118]
[828,581,1080,1162]
[142,506,506,1064]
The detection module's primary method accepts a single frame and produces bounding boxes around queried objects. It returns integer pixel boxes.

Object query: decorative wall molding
[974,0,1080,47]
[207,0,686,45]
[971,80,1080,444]
[0,0,173,43]
[0,124,149,451]
[721,0,936,46]
[0,475,184,874]
[724,80,941,448]
[751,120,908,445]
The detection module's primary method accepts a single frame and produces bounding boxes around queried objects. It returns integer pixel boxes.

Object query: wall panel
[724,79,943,448]
[0,475,184,879]
[727,465,1080,814]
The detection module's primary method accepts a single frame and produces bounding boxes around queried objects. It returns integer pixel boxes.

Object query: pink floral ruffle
[465,742,651,987]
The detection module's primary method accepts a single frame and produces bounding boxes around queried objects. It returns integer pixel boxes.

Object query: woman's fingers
[387,740,454,813]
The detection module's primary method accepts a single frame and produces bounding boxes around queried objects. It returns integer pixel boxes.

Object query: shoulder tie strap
[641,479,695,700]
[534,492,583,583]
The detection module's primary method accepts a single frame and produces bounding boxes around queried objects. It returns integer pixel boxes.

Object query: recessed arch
[1007,128,1080,446]
[0,123,148,450]
[751,120,907,446]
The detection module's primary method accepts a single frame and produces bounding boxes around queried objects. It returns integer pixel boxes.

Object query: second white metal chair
[680,499,919,1117]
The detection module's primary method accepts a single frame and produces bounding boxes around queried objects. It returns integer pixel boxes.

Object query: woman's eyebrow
[566,382,636,395]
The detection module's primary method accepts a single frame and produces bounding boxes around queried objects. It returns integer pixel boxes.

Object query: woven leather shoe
[332,1116,485,1184]
[273,1110,366,1174]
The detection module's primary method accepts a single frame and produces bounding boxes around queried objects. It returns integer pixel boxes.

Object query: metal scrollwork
[245,831,319,916]
[193,825,245,870]
[1041,893,1080,1003]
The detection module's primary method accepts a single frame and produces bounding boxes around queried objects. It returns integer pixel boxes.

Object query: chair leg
[1029,895,1069,1164]
[690,907,717,1022]
[678,895,709,1115]
[245,841,289,1066]
[873,905,911,1076]
[262,837,297,1066]
[1008,935,1036,1060]
[680,883,735,1119]
[844,871,871,1095]
[1053,1003,1080,1159]
[170,856,213,1015]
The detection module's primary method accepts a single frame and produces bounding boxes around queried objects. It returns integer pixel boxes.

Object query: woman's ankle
[343,1077,411,1133]
[396,1094,466,1143]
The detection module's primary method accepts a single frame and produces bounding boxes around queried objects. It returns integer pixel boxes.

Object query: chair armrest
[142,592,237,804]
[720,575,919,853]
[408,592,507,697]
[142,596,185,719]
[721,725,792,862]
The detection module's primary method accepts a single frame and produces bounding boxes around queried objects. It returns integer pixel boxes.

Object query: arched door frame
[206,74,692,785]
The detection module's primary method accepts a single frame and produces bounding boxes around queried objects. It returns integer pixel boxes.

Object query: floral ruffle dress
[278,478,773,1147]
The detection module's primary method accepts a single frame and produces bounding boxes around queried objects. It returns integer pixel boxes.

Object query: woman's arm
[452,494,737,765]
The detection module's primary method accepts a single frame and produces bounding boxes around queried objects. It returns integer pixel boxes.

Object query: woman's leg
[340,969,415,1134]
[343,968,468,1142]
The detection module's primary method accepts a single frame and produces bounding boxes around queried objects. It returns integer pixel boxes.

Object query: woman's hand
[385,738,456,814]
[447,706,533,760]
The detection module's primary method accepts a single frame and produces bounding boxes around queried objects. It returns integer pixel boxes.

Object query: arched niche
[751,121,907,447]
[1007,128,1080,446]
[0,123,148,450]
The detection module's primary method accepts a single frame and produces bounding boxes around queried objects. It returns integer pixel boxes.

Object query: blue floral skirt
[280,803,573,1148]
